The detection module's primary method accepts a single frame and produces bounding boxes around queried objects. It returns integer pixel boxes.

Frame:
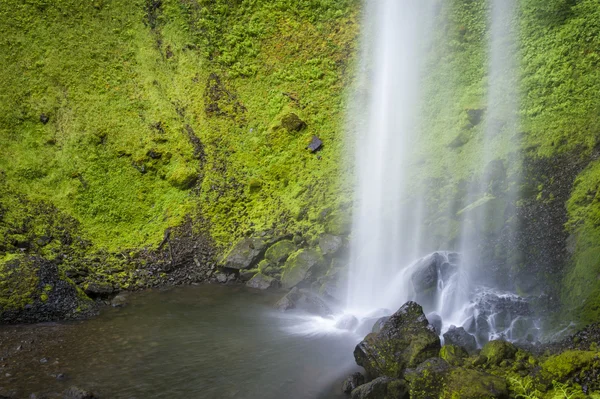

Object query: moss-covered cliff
[1,0,600,327]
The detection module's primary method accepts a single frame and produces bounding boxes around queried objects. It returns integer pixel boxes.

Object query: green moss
[0,255,38,311]
[264,240,296,264]
[280,248,324,289]
[542,350,599,381]
[440,345,468,366]
[481,340,518,366]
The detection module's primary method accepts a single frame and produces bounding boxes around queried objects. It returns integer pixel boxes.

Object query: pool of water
[0,285,360,398]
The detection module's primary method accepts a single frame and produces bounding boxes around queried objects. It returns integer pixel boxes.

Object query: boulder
[275,288,332,317]
[264,240,296,265]
[83,281,114,298]
[318,234,343,256]
[63,386,98,399]
[245,273,278,290]
[307,136,323,152]
[110,292,129,308]
[341,372,365,394]
[353,301,441,378]
[281,249,324,289]
[443,325,477,354]
[316,261,347,302]
[372,316,390,334]
[481,340,517,366]
[439,344,468,366]
[406,359,508,399]
[216,273,228,283]
[221,238,266,270]
[426,312,443,334]
[238,270,255,282]
[350,377,408,399]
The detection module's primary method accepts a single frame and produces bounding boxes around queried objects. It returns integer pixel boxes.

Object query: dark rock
[354,301,441,378]
[439,344,468,366]
[238,270,255,282]
[466,108,485,127]
[83,282,114,298]
[216,273,228,283]
[275,288,332,317]
[246,273,278,290]
[350,377,407,399]
[426,312,442,334]
[318,234,343,256]
[335,314,359,331]
[443,325,478,354]
[307,136,323,152]
[40,114,50,124]
[410,252,458,309]
[281,113,306,132]
[264,240,296,265]
[481,340,517,366]
[372,316,390,334]
[341,372,365,394]
[63,386,98,399]
[221,238,266,270]
[281,249,324,289]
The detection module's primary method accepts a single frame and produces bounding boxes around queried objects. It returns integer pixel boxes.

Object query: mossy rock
[440,345,468,366]
[221,238,266,270]
[280,249,324,289]
[354,301,441,378]
[245,272,278,290]
[542,350,600,382]
[265,240,297,265]
[481,340,517,366]
[280,113,306,132]
[350,376,407,399]
[325,210,352,236]
[166,164,198,189]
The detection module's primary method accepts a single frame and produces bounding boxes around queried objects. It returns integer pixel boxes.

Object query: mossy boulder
[350,376,408,399]
[245,273,278,290]
[440,344,468,366]
[325,210,352,236]
[221,238,266,270]
[354,301,441,378]
[318,234,343,256]
[264,240,297,265]
[281,249,324,289]
[406,358,508,399]
[443,326,477,354]
[280,113,306,132]
[0,256,93,324]
[541,350,600,382]
[481,340,517,366]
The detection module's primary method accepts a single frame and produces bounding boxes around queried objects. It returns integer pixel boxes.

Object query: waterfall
[341,0,537,344]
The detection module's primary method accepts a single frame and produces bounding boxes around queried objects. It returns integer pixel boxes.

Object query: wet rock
[110,292,129,308]
[275,288,332,317]
[221,238,266,270]
[439,344,468,366]
[354,301,440,378]
[63,386,98,399]
[246,273,278,290]
[281,113,306,132]
[318,234,343,256]
[83,282,114,298]
[341,372,365,394]
[481,340,517,366]
[443,325,477,354]
[410,252,458,309]
[371,316,390,334]
[40,114,50,124]
[307,136,323,152]
[281,249,324,289]
[264,240,296,265]
[426,312,442,334]
[216,273,228,283]
[238,270,255,282]
[350,376,407,399]
[335,314,359,331]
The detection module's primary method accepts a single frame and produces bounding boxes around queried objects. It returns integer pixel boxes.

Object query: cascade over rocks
[354,301,441,378]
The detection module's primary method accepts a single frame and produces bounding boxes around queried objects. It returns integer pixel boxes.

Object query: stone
[281,249,324,289]
[307,136,323,152]
[40,114,50,124]
[335,314,359,331]
[216,273,228,283]
[325,210,352,235]
[439,344,468,366]
[443,325,478,354]
[245,273,278,290]
[110,292,128,308]
[83,281,114,298]
[275,288,332,317]
[354,301,441,378]
[350,377,408,399]
[318,234,343,256]
[221,238,266,270]
[426,312,442,334]
[342,372,365,394]
[481,340,517,366]
[372,316,390,334]
[281,113,306,132]
[63,386,98,399]
[264,240,296,265]
[238,270,255,282]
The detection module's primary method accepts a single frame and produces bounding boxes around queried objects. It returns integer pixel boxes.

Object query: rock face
[341,372,365,394]
[318,234,343,256]
[221,238,265,270]
[354,301,441,378]
[245,273,278,290]
[443,325,478,354]
[275,287,332,317]
[410,252,458,310]
[350,376,408,399]
[281,249,324,289]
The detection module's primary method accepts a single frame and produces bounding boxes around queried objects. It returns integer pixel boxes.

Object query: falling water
[340,0,536,344]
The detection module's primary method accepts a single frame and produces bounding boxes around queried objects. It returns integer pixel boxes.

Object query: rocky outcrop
[354,301,441,378]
